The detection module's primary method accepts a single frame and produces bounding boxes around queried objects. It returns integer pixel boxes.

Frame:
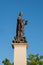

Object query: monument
[12,12,28,65]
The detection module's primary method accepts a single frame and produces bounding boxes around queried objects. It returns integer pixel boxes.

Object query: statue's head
[19,12,23,17]
[17,12,23,22]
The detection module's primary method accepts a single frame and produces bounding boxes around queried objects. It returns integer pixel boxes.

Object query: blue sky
[0,0,43,65]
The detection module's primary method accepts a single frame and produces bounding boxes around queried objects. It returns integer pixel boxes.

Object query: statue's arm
[24,20,28,25]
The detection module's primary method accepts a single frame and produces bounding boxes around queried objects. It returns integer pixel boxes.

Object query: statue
[16,12,24,37]
[13,12,28,43]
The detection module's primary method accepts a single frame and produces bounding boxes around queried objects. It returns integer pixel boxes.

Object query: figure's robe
[16,16,24,37]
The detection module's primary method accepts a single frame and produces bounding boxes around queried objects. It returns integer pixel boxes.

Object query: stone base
[12,43,28,65]
[12,43,28,49]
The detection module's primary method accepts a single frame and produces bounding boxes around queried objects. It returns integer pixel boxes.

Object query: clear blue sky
[0,0,43,65]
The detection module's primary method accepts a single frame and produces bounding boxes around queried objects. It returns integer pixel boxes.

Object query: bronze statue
[13,12,28,43]
[16,12,24,37]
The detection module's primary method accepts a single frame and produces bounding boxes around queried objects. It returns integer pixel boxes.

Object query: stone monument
[12,12,28,65]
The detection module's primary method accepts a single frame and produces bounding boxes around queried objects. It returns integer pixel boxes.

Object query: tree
[27,54,43,65]
[2,58,12,65]
[2,54,43,65]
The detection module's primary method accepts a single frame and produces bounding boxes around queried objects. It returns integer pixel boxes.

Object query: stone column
[12,43,28,65]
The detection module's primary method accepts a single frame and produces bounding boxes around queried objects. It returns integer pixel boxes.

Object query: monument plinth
[12,12,28,65]
[12,43,28,65]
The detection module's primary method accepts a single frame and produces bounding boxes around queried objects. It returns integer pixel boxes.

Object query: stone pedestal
[12,43,28,65]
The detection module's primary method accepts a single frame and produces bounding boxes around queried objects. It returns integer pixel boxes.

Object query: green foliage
[2,54,43,65]
[2,58,12,65]
[27,54,43,65]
